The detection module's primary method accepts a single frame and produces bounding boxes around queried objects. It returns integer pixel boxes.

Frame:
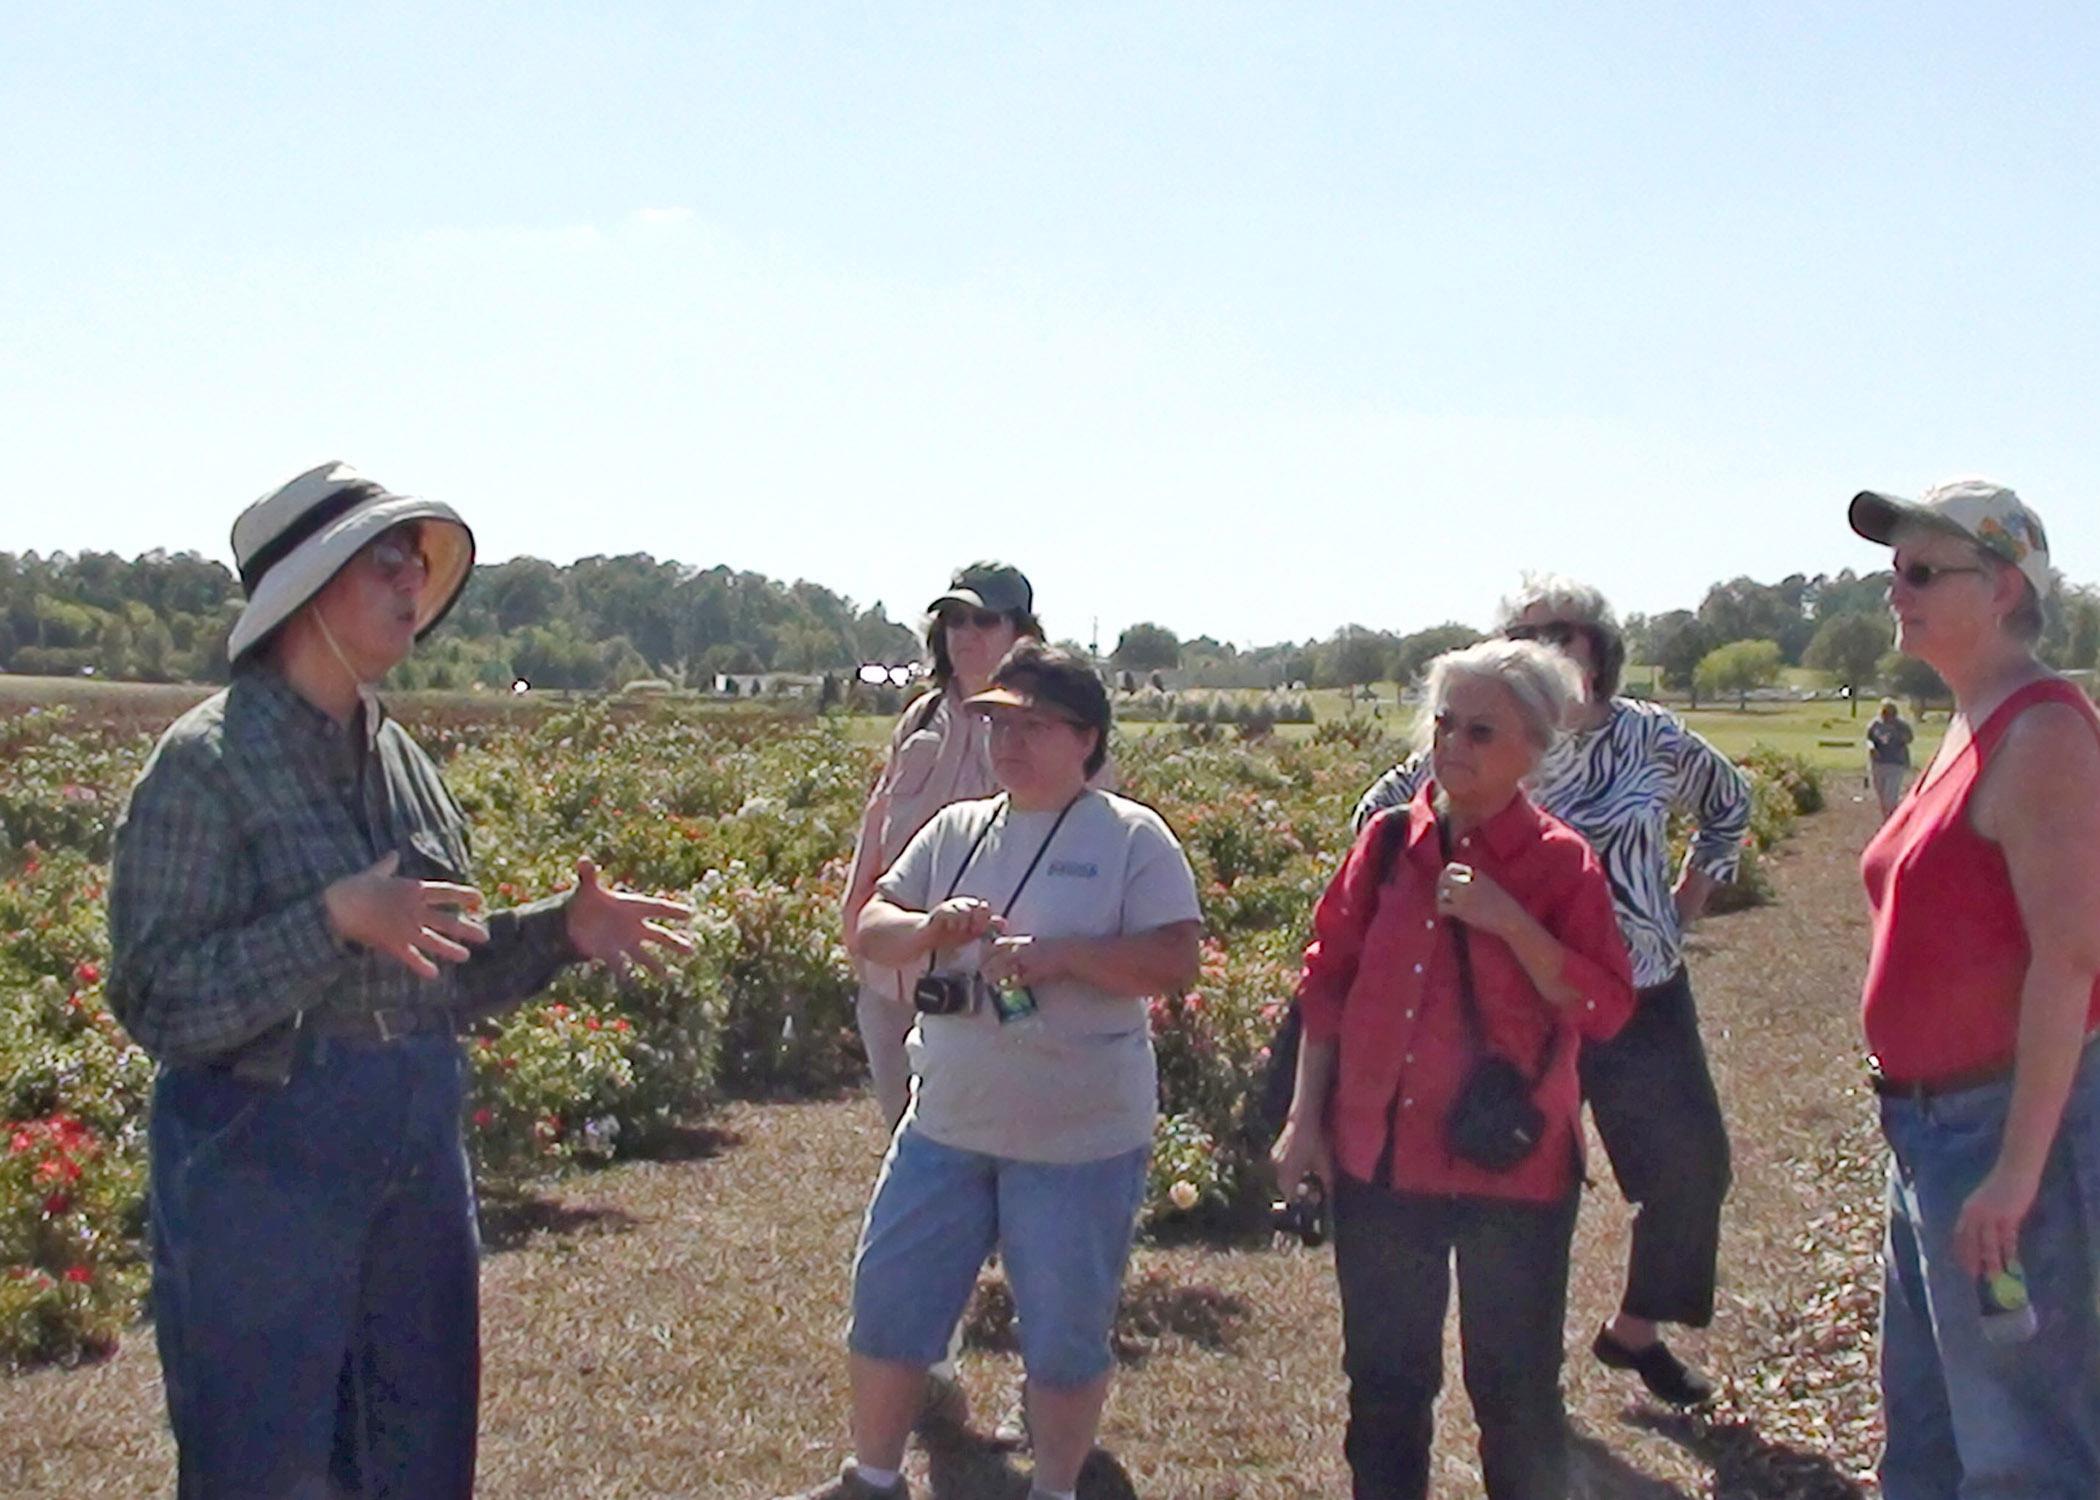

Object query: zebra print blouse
[1352,698,1752,990]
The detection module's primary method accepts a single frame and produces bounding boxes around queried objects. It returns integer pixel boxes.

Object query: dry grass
[0,789,1892,1498]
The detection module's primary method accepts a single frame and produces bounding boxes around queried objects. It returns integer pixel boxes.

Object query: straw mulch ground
[0,786,1890,1498]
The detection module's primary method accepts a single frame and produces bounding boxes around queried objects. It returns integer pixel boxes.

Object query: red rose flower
[64,1265,93,1285]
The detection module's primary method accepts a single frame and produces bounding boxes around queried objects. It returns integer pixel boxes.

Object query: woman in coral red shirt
[1273,639,1635,1500]
[1849,478,2100,1499]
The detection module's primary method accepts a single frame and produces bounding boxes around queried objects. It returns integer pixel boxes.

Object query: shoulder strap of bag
[898,687,945,743]
[1435,814,1492,1055]
[1436,813,1560,1086]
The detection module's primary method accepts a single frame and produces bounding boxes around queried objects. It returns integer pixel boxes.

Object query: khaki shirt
[844,689,1000,1001]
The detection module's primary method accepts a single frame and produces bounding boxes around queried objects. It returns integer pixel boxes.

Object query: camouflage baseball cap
[1849,477,2053,601]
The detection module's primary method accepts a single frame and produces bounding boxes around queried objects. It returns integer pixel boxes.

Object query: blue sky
[4,3,2095,647]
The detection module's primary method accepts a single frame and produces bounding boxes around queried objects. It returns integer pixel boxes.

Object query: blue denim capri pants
[848,1124,1149,1390]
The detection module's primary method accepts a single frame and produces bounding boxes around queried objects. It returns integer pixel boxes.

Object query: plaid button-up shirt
[109,667,574,1079]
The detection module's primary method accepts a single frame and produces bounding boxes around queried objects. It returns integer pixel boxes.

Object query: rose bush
[1,699,1815,1358]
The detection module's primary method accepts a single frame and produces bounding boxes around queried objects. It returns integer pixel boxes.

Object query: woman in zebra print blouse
[1355,575,1751,1407]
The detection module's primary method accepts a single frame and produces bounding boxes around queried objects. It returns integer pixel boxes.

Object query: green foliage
[1323,625,1393,689]
[1880,651,1950,711]
[0,550,919,693]
[1802,613,1891,690]
[1646,611,1717,701]
[1698,576,1816,663]
[1738,745,1827,815]
[0,693,1822,1358]
[1390,623,1485,686]
[1113,691,1315,731]
[1695,638,1783,708]
[1112,622,1182,672]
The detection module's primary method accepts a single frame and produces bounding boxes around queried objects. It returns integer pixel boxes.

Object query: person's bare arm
[1958,700,2100,1277]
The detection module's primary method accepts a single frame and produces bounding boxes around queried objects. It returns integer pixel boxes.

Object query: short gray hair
[1492,572,1628,698]
[1492,571,1618,635]
[1413,639,1585,760]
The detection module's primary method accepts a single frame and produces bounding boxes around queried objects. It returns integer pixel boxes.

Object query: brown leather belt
[1870,1030,2100,1101]
[304,1004,458,1043]
[1868,1058,2012,1101]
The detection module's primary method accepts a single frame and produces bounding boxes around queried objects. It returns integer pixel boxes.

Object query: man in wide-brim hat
[108,461,693,1498]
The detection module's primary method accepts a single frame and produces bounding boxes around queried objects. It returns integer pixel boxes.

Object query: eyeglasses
[1504,621,1582,648]
[360,533,429,586]
[1432,711,1499,747]
[1894,561,1987,589]
[943,607,1008,631]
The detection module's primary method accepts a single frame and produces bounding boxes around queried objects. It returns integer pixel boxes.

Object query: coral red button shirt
[1297,785,1635,1203]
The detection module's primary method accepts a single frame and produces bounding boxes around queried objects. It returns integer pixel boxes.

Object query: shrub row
[0,702,1815,1364]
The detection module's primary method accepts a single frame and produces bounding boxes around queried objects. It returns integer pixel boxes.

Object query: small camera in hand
[1270,1174,1330,1247]
[913,971,976,1016]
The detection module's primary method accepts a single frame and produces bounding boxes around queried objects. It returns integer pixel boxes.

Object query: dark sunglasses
[943,607,1008,631]
[1894,561,1987,589]
[1503,620,1583,648]
[1432,711,1499,747]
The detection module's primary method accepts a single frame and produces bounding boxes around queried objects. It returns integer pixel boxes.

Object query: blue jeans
[1879,1045,2100,1499]
[149,1033,480,1499]
[849,1125,1149,1389]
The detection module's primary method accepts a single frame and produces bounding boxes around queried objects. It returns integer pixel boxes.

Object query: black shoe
[1592,1327,1715,1407]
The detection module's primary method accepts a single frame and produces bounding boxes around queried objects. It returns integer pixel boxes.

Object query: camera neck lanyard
[929,791,1086,967]
[1435,813,1558,1086]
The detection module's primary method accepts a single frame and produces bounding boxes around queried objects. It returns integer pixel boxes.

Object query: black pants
[1332,1174,1580,1500]
[1578,966,1733,1327]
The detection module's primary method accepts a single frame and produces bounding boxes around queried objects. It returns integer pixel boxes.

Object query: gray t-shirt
[876,789,1202,1164]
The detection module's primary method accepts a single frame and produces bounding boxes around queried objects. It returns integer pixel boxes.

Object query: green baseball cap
[928,560,1033,616]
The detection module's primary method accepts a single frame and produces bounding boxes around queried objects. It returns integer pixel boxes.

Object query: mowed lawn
[1,789,1892,1498]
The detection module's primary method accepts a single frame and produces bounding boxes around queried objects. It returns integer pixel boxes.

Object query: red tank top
[1860,677,2100,1083]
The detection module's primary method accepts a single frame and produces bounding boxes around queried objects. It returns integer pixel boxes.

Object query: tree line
[0,551,918,691]
[6,550,2098,701]
[1108,568,2100,708]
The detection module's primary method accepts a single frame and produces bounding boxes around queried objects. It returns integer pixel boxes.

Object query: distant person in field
[1356,575,1752,1408]
[1277,639,1635,1499]
[107,462,692,1500]
[1847,478,2100,1498]
[791,642,1202,1500]
[1866,697,1916,820]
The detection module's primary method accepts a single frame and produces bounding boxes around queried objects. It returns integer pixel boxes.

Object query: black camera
[1269,1175,1329,1247]
[913,971,977,1016]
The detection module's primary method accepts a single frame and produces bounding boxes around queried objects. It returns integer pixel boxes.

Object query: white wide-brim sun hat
[227,461,476,663]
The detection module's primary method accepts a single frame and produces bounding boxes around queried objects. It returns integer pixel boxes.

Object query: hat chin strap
[310,607,381,693]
